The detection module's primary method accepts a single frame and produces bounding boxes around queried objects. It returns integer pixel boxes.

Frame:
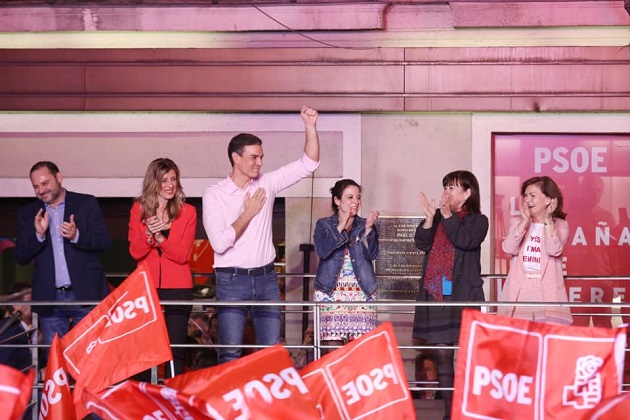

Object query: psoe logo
[562,355,603,410]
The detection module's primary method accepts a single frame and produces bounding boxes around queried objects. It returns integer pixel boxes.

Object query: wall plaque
[374,216,425,300]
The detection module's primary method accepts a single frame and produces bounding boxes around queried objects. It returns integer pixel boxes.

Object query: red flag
[244,394,322,420]
[38,334,75,420]
[165,344,320,419]
[299,322,415,420]
[453,309,626,420]
[587,392,630,419]
[82,380,221,420]
[60,264,172,417]
[0,364,35,420]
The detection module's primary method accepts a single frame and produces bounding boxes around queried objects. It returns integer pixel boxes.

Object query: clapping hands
[34,208,49,238]
[34,210,78,241]
[545,197,558,220]
[60,214,78,241]
[366,210,379,229]
[419,192,437,222]
[146,215,167,235]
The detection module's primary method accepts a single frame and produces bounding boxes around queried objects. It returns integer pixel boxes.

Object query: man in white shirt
[203,106,320,364]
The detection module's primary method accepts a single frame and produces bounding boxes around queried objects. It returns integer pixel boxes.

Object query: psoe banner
[493,134,630,327]
[453,310,626,420]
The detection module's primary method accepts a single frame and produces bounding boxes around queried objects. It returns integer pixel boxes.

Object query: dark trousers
[134,288,192,381]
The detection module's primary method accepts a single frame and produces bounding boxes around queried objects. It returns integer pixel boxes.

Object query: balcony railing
[2,273,630,418]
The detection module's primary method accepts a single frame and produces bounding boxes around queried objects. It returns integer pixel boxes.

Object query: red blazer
[128,201,197,289]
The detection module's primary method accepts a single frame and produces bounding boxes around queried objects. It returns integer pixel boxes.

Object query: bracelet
[544,220,554,225]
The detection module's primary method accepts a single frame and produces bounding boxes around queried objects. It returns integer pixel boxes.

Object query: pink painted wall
[0,1,628,112]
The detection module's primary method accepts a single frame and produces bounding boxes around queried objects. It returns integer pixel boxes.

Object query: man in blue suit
[15,161,111,348]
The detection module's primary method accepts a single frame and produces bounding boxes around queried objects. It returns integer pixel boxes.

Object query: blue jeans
[39,290,91,365]
[215,269,281,364]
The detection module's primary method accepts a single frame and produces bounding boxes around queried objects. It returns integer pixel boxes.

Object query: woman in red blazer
[128,158,197,377]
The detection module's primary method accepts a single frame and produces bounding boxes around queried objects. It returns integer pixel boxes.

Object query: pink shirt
[202,154,319,268]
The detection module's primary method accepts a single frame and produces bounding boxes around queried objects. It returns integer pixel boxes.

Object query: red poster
[189,239,214,285]
[453,310,626,420]
[493,134,630,327]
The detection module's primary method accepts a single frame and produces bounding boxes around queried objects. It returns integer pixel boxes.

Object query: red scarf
[423,210,469,301]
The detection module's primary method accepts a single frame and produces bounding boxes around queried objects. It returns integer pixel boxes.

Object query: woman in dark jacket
[413,170,488,420]
[314,179,379,353]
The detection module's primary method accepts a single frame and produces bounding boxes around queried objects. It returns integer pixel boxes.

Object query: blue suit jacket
[14,190,112,313]
[0,317,31,370]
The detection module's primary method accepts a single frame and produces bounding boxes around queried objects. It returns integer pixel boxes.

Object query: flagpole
[169,360,175,378]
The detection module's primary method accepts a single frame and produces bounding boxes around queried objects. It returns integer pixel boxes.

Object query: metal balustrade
[2,273,630,418]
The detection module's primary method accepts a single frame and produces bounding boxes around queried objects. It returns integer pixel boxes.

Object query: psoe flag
[165,344,320,419]
[0,364,35,420]
[453,309,626,420]
[39,334,75,420]
[300,322,415,420]
[60,263,172,417]
[587,392,630,419]
[83,380,223,420]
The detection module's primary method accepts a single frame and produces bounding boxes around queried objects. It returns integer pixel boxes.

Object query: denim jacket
[313,213,379,296]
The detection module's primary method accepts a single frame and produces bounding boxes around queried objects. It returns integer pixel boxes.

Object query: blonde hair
[136,158,186,222]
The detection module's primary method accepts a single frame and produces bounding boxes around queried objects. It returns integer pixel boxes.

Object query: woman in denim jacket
[314,179,379,353]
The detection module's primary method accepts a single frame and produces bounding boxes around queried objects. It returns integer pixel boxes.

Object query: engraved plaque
[374,216,425,300]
